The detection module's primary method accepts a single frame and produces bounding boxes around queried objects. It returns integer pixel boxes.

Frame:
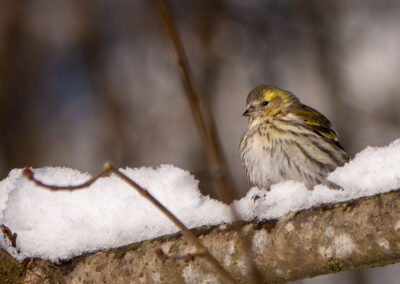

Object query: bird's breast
[240,127,283,188]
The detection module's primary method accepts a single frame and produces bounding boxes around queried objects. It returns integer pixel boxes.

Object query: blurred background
[0,0,399,283]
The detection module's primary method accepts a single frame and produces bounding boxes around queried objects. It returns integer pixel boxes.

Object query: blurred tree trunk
[0,3,40,177]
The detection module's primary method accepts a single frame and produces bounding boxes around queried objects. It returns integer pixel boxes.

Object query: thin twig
[152,1,264,282]
[22,167,109,190]
[152,0,236,204]
[23,163,237,284]
[1,224,17,248]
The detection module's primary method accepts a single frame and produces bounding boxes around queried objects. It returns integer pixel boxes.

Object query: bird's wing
[292,105,343,146]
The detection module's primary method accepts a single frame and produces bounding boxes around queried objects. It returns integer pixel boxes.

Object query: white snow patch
[160,241,174,255]
[395,221,400,231]
[0,139,399,262]
[325,227,335,238]
[377,238,390,250]
[285,223,294,232]
[222,240,236,266]
[151,273,162,283]
[0,165,233,262]
[182,265,218,283]
[332,234,356,258]
[252,230,268,254]
[328,139,400,194]
[235,257,250,275]
[227,240,235,255]
[319,246,333,259]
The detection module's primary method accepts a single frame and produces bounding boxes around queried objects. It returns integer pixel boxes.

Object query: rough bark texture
[2,189,400,283]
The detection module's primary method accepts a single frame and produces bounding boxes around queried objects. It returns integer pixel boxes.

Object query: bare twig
[152,0,236,204]
[22,167,109,190]
[1,224,17,248]
[23,163,237,284]
[152,1,264,282]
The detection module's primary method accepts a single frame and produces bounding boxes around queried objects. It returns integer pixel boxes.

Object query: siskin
[240,85,349,190]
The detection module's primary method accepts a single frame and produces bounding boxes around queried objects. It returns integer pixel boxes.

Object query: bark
[2,188,400,283]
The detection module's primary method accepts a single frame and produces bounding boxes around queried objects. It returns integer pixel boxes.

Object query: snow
[234,139,400,220]
[1,139,400,262]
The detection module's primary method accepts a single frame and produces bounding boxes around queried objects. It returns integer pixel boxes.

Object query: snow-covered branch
[3,187,399,283]
[1,139,400,282]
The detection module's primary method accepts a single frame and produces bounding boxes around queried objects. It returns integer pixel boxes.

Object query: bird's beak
[243,105,257,117]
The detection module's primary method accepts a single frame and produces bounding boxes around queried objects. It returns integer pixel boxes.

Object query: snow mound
[1,139,399,262]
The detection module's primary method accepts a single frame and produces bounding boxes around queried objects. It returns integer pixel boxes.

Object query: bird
[240,85,349,190]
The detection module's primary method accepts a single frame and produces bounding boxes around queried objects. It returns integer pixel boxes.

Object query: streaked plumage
[240,85,349,190]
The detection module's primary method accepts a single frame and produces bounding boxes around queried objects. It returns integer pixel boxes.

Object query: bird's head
[243,85,299,120]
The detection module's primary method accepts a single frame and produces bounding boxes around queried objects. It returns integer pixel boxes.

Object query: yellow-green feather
[292,105,338,141]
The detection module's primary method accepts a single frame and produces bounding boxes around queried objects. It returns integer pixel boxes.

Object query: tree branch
[22,163,236,284]
[4,188,399,283]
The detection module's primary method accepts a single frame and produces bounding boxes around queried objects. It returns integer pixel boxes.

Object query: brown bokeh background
[1,1,399,283]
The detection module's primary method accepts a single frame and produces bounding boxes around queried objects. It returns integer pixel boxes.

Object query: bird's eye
[261,101,269,106]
